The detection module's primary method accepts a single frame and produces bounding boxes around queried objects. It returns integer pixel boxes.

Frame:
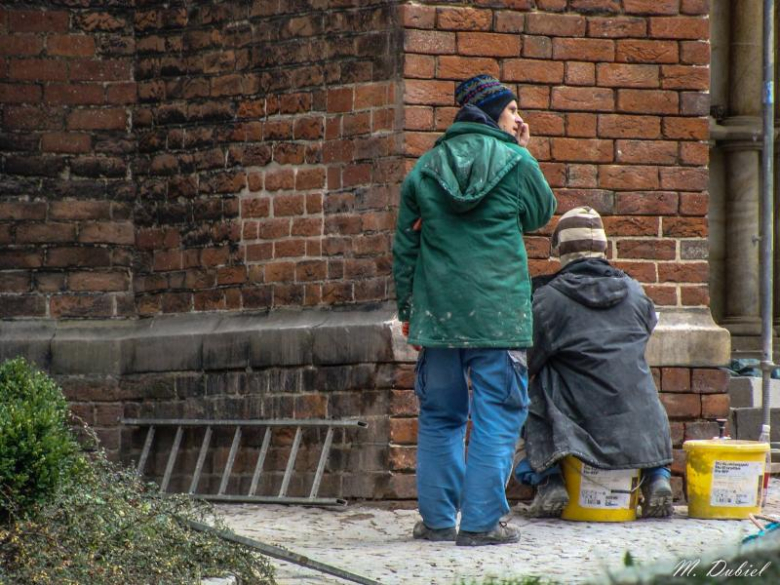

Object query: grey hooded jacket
[525,258,673,472]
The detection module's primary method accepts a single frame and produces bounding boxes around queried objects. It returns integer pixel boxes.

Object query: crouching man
[515,206,674,519]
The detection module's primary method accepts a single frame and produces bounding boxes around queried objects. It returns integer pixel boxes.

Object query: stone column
[722,0,764,336]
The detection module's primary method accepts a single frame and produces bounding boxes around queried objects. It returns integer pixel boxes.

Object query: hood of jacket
[420,108,523,213]
[548,258,629,309]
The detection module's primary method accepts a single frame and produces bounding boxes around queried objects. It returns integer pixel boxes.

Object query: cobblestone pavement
[217,484,780,585]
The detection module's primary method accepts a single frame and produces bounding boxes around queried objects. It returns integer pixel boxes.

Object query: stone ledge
[0,307,728,375]
[0,305,417,375]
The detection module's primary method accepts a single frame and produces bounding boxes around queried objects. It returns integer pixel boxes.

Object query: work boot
[456,521,520,547]
[412,520,457,542]
[641,475,674,518]
[528,474,569,518]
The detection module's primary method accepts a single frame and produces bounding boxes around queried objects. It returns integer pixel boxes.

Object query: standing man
[393,75,557,546]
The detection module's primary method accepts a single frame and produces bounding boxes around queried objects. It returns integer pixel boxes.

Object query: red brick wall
[401,0,710,307]
[1,2,710,314]
[1,1,402,318]
[0,4,137,319]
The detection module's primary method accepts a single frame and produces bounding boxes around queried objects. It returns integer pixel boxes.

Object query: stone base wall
[0,307,731,502]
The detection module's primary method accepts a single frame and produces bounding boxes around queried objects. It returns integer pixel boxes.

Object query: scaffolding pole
[759,0,776,446]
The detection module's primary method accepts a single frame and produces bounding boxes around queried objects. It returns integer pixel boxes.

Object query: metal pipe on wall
[760,0,776,439]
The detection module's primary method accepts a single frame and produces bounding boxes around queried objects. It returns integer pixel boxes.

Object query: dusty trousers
[414,348,528,532]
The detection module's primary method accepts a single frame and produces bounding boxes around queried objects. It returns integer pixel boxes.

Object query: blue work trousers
[515,459,671,486]
[415,347,529,533]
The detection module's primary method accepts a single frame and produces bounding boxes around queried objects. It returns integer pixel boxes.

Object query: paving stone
[217,483,780,584]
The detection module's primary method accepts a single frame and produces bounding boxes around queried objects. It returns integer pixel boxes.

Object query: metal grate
[122,418,368,506]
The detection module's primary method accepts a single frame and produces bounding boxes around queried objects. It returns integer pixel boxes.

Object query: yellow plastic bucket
[560,456,640,522]
[684,439,769,519]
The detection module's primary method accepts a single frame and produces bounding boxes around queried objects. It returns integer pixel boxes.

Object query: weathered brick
[67,108,127,130]
[437,56,499,80]
[588,17,646,38]
[649,17,709,40]
[79,222,134,245]
[692,368,729,394]
[658,262,708,283]
[10,58,68,81]
[617,239,675,260]
[616,39,679,63]
[599,165,659,190]
[437,7,491,31]
[526,13,586,36]
[405,79,453,106]
[624,0,680,15]
[566,113,597,137]
[681,0,710,15]
[0,82,41,104]
[495,11,525,34]
[458,32,521,57]
[565,62,596,86]
[680,41,710,65]
[602,215,659,236]
[551,87,614,112]
[505,59,563,84]
[662,116,708,140]
[69,271,128,292]
[50,294,114,318]
[618,89,678,114]
[404,29,455,55]
[552,38,615,62]
[659,167,708,190]
[645,285,677,306]
[401,3,435,29]
[659,392,701,419]
[523,35,553,59]
[404,54,435,79]
[17,222,76,244]
[680,142,709,166]
[47,34,96,57]
[9,10,69,33]
[681,285,709,306]
[662,216,708,237]
[551,138,613,162]
[0,34,44,55]
[615,191,678,215]
[616,140,677,164]
[701,393,729,418]
[597,63,659,88]
[389,417,418,445]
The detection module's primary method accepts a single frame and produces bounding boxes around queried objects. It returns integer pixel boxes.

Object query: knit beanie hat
[551,206,608,267]
[455,75,517,123]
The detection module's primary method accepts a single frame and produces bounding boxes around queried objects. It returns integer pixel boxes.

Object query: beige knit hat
[551,206,608,267]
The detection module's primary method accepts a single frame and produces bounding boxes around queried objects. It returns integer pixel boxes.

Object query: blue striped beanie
[454,75,517,122]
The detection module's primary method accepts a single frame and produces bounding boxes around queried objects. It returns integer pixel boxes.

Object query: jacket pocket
[505,349,530,409]
[414,348,427,402]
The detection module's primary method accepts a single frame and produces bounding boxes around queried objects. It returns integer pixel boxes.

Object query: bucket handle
[563,458,645,494]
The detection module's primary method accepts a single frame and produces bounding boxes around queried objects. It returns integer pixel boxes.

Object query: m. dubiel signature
[673,559,771,578]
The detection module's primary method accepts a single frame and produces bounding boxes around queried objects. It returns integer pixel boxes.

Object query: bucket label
[578,465,637,509]
[710,460,764,507]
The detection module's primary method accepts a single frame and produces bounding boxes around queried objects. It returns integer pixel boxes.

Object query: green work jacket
[393,121,557,348]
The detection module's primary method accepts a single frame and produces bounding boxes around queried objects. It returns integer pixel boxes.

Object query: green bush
[0,454,275,584]
[0,358,81,518]
[0,358,275,584]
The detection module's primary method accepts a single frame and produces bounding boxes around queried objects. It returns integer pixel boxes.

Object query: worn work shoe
[456,521,520,547]
[641,475,674,518]
[412,520,457,542]
[528,474,569,518]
